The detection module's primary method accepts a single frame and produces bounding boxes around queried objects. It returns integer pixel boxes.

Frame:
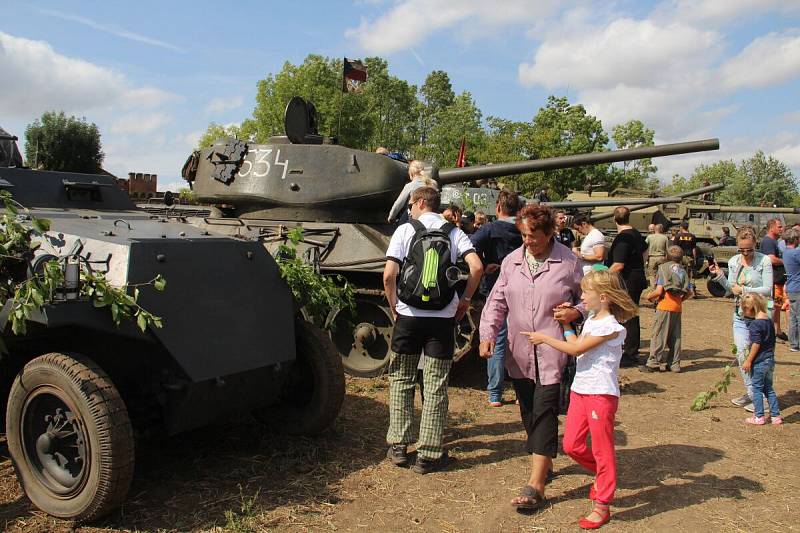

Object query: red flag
[456,138,466,167]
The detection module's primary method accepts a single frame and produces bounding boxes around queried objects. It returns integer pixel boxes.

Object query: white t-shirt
[571,314,626,396]
[386,212,475,318]
[579,228,606,274]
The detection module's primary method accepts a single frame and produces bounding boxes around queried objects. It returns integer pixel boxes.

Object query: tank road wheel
[261,320,345,436]
[5,353,134,522]
[329,297,394,378]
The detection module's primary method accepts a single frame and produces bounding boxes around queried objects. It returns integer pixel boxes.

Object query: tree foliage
[24,111,104,173]
[520,96,611,198]
[240,55,419,153]
[611,120,658,191]
[665,151,798,207]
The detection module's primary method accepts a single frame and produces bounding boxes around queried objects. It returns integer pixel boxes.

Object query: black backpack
[397,219,457,310]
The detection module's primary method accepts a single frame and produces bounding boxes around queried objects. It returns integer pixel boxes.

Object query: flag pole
[337,58,346,141]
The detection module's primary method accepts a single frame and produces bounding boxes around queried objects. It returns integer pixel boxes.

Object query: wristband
[563,330,576,338]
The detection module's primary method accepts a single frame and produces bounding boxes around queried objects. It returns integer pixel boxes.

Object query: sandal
[511,485,547,511]
[579,503,611,529]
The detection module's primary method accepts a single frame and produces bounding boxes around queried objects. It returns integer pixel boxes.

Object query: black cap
[462,211,475,222]
[681,220,689,229]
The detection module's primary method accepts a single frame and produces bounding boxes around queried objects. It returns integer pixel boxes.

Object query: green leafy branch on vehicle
[275,227,355,328]
[690,343,736,411]
[0,190,166,339]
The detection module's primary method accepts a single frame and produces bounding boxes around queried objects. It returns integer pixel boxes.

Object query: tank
[181,96,720,377]
[0,166,344,521]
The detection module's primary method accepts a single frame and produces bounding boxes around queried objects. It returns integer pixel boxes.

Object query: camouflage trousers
[386,352,452,460]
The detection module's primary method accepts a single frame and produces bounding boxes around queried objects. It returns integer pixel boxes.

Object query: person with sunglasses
[708,226,773,413]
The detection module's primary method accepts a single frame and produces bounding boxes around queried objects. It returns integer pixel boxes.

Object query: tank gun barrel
[684,204,800,214]
[589,183,725,223]
[435,138,719,186]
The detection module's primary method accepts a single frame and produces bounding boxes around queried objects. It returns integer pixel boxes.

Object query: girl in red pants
[524,270,637,529]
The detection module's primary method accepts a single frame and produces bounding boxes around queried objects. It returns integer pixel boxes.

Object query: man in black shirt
[554,209,576,248]
[672,221,698,276]
[606,206,648,367]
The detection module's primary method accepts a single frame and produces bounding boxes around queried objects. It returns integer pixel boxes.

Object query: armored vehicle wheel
[5,353,134,522]
[260,320,345,435]
[329,297,393,377]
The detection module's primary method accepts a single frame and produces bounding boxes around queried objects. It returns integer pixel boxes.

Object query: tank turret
[185,96,720,224]
[182,96,722,377]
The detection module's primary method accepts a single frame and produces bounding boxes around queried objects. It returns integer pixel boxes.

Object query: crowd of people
[380,159,790,529]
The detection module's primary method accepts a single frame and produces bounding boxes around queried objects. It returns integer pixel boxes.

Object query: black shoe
[639,365,658,373]
[413,450,449,474]
[620,358,638,368]
[777,332,789,342]
[386,444,409,467]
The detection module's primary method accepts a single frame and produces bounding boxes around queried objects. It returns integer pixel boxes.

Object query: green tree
[244,55,418,152]
[665,152,797,206]
[611,119,658,191]
[197,122,244,149]
[414,91,486,167]
[517,96,610,198]
[24,111,104,173]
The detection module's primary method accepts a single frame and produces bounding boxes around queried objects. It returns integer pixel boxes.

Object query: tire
[5,353,134,522]
[258,320,345,436]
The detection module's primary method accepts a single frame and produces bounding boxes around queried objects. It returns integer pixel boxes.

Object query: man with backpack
[382,186,484,474]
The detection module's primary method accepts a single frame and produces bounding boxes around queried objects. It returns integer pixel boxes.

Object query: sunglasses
[737,248,754,253]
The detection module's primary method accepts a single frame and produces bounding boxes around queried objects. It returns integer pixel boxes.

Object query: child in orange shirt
[641,245,694,373]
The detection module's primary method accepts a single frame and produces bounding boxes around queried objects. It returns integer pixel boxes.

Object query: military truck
[0,167,344,521]
[180,96,720,377]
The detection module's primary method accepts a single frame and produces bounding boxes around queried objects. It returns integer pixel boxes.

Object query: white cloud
[110,112,173,135]
[519,19,719,90]
[660,0,800,26]
[204,95,244,114]
[773,143,800,168]
[346,0,562,54]
[719,31,800,90]
[0,32,176,118]
[36,8,185,53]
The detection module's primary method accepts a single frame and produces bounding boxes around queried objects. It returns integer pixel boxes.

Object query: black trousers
[622,270,647,363]
[511,378,560,457]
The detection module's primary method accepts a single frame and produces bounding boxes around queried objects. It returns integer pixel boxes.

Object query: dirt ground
[1,288,799,532]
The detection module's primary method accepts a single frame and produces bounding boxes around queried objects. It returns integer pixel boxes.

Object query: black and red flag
[342,58,368,93]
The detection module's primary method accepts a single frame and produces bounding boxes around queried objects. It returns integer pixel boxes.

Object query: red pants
[563,391,619,504]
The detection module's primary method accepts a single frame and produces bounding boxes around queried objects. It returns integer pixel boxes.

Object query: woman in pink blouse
[479,204,585,511]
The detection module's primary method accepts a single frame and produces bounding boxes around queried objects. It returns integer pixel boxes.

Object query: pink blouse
[479,242,586,385]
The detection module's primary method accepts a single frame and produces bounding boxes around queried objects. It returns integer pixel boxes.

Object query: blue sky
[2,0,799,192]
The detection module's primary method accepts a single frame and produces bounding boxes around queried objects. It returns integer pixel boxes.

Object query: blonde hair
[741,293,768,315]
[736,226,756,242]
[580,270,638,323]
[408,160,425,179]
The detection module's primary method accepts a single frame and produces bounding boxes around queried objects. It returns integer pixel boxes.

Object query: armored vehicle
[181,97,719,377]
[0,167,344,521]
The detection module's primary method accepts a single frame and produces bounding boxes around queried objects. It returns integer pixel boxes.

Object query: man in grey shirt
[646,223,669,286]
